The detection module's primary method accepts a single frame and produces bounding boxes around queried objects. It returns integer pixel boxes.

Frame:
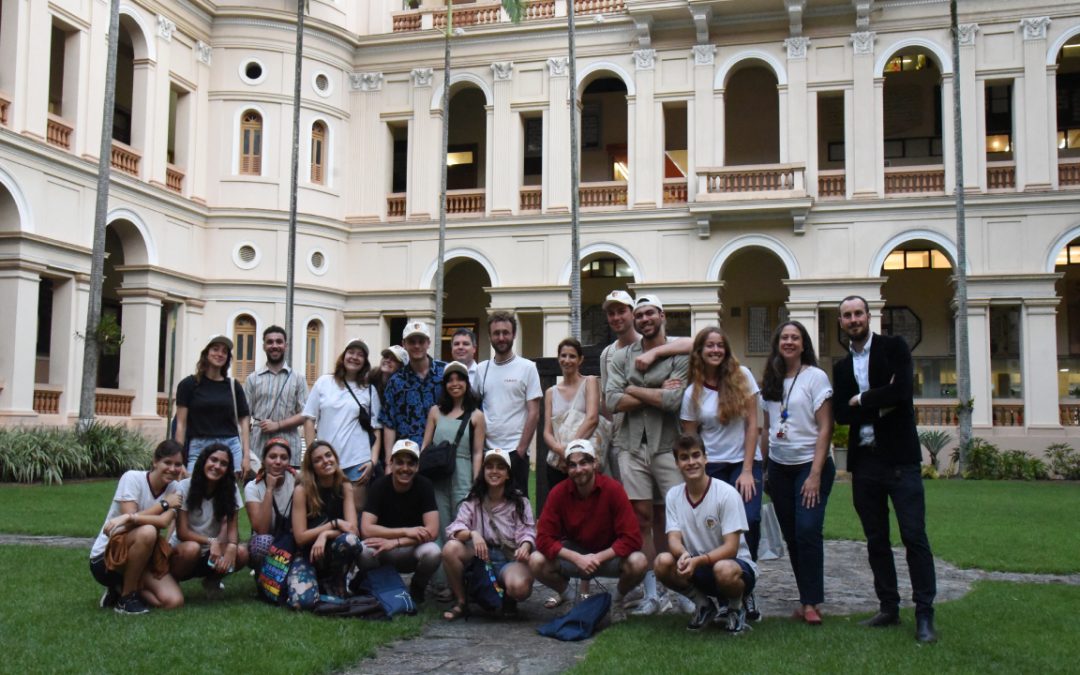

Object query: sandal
[443,602,468,621]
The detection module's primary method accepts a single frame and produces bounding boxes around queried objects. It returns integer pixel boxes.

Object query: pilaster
[490,62,516,215]
[1018,17,1052,190]
[851,31,880,198]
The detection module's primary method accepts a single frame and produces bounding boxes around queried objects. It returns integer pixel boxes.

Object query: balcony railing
[0,90,10,126]
[433,3,502,29]
[526,0,557,19]
[392,11,422,32]
[818,169,846,199]
[698,164,806,199]
[392,0,621,32]
[580,181,628,208]
[992,403,1024,427]
[884,165,945,195]
[986,161,1016,191]
[387,193,406,219]
[1060,158,1080,188]
[520,186,542,212]
[95,388,134,417]
[33,385,63,415]
[914,402,959,426]
[575,0,625,13]
[111,141,141,176]
[446,189,485,215]
[1060,403,1080,426]
[46,114,73,150]
[662,177,688,205]
[166,164,184,193]
[157,394,170,418]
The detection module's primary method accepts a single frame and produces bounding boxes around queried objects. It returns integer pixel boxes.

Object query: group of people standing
[88,294,938,643]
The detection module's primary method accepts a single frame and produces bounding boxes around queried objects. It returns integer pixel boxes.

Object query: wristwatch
[159,499,171,511]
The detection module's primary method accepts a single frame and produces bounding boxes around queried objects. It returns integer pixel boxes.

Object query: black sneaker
[713,597,730,622]
[114,593,150,615]
[99,588,119,609]
[744,591,761,622]
[723,605,751,635]
[409,578,426,604]
[686,598,718,631]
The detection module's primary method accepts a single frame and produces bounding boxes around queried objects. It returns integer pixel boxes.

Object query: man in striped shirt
[243,325,309,467]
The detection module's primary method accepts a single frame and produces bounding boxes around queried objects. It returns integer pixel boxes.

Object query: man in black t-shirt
[360,439,441,602]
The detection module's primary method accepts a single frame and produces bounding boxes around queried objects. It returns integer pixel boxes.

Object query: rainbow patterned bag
[256,533,295,605]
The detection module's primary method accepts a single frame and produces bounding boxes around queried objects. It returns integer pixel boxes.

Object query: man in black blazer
[833,296,937,644]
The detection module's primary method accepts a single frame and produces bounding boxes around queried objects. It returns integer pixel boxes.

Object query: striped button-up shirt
[242,364,309,465]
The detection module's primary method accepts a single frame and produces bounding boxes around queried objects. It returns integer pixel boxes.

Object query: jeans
[706,460,763,561]
[852,455,936,617]
[186,436,243,473]
[766,456,836,606]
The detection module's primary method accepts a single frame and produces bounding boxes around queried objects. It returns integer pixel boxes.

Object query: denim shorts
[691,558,757,597]
[187,436,243,473]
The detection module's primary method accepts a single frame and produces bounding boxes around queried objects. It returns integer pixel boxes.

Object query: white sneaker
[674,592,696,614]
[622,585,645,605]
[630,596,661,616]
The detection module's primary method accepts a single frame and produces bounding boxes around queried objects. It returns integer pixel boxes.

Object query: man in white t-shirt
[476,311,542,496]
[655,434,757,634]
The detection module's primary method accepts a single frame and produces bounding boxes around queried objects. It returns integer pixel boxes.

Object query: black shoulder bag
[419,415,470,479]
[344,381,377,448]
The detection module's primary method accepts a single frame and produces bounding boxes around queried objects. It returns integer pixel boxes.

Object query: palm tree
[567,0,581,339]
[77,0,122,430]
[950,0,973,471]
[434,1,526,356]
[284,0,307,367]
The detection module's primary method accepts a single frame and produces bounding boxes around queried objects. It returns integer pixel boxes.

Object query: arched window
[310,121,326,185]
[240,111,263,175]
[233,315,256,381]
[306,320,322,387]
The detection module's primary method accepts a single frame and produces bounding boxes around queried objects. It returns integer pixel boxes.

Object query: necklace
[777,366,804,440]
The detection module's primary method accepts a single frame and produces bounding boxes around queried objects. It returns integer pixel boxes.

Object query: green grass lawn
[576,581,1080,674]
[822,480,1080,574]
[0,545,427,674]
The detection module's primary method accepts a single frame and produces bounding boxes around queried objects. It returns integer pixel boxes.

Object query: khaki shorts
[617,447,681,503]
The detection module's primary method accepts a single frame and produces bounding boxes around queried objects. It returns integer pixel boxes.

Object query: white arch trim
[420,247,500,289]
[874,36,953,77]
[706,234,800,281]
[1045,225,1080,273]
[0,164,34,234]
[868,229,966,276]
[714,49,788,88]
[557,242,644,285]
[118,3,157,62]
[1048,24,1080,66]
[430,72,493,111]
[106,207,158,266]
[576,60,637,96]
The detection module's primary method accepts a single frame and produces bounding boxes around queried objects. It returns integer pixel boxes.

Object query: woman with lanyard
[759,321,835,625]
[175,334,251,478]
[245,437,297,571]
[303,338,382,516]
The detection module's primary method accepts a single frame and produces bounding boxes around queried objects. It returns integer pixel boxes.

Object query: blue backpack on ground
[537,591,611,641]
[357,565,417,617]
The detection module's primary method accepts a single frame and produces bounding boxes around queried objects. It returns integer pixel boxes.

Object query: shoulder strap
[452,413,471,446]
[229,376,240,429]
[344,380,371,422]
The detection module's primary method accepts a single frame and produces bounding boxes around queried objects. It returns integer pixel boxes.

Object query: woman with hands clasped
[543,338,600,487]
[245,437,297,570]
[441,447,536,620]
[90,439,187,615]
[287,440,365,610]
[759,321,835,625]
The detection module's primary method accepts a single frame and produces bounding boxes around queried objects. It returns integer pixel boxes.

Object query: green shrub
[831,424,849,448]
[919,429,952,472]
[920,464,939,479]
[1045,443,1080,480]
[0,424,152,485]
[963,438,1001,480]
[998,450,1049,481]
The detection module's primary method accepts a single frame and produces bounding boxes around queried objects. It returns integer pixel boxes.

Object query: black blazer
[833,332,921,470]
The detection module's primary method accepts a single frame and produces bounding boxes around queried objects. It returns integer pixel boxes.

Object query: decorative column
[545,57,570,213]
[0,261,43,415]
[49,274,90,418]
[690,44,716,201]
[542,307,571,356]
[963,300,993,428]
[691,301,724,335]
[850,31,879,198]
[349,71,385,220]
[490,61,516,215]
[147,15,175,189]
[118,290,165,418]
[1018,17,1052,191]
[410,67,435,219]
[182,298,206,379]
[190,42,213,203]
[784,38,811,171]
[632,48,657,208]
[956,24,981,191]
[1023,296,1062,428]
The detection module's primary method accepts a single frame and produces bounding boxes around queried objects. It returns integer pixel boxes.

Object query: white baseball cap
[565,438,597,461]
[381,345,408,365]
[602,290,635,310]
[483,447,513,468]
[444,361,470,379]
[342,337,369,354]
[634,294,664,312]
[390,439,420,460]
[402,321,431,341]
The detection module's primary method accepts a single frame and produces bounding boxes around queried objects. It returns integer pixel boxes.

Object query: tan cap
[205,334,234,351]
[382,345,407,365]
[390,439,420,460]
[402,321,431,341]
[602,290,635,310]
[342,337,369,354]
[443,361,469,379]
[483,447,513,468]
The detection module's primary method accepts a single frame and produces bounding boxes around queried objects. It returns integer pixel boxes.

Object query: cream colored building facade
[2,0,1080,451]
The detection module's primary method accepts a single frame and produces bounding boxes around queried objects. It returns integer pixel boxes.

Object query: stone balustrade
[884,165,945,194]
[111,141,141,177]
[46,114,73,150]
[663,178,687,204]
[579,181,628,208]
[0,91,10,127]
[387,193,406,219]
[697,164,805,199]
[166,164,184,193]
[95,388,134,417]
[32,386,62,415]
[520,186,542,212]
[1059,158,1080,188]
[986,161,1016,191]
[818,170,846,199]
[446,189,485,215]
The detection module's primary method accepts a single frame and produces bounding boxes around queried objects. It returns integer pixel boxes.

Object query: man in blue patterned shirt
[378,320,446,464]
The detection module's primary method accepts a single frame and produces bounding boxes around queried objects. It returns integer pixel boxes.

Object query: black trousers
[852,454,937,617]
[510,450,530,497]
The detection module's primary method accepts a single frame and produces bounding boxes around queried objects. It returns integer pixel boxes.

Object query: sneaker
[723,605,751,635]
[686,598,718,631]
[674,592,697,615]
[99,588,119,609]
[744,591,761,622]
[202,576,225,600]
[622,584,645,606]
[713,598,730,621]
[630,596,661,616]
[114,593,150,615]
[409,578,427,604]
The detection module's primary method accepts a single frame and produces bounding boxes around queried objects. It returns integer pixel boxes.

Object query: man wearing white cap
[379,321,447,463]
[361,439,442,602]
[605,294,690,615]
[530,439,647,607]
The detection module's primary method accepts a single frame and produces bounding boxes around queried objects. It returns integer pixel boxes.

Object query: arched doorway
[580,251,635,347]
[232,314,257,382]
[724,64,779,165]
[447,86,487,191]
[97,227,126,388]
[718,247,789,376]
[305,319,323,387]
[1055,237,1080,399]
[442,258,492,361]
[1056,34,1080,165]
[882,48,944,169]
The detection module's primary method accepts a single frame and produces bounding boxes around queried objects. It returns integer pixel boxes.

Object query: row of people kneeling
[91,433,754,633]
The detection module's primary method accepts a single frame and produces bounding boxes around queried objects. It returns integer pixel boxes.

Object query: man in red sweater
[529,439,647,609]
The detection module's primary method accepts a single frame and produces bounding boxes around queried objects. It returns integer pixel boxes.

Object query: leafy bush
[963,438,1001,480]
[1045,443,1080,480]
[961,438,1048,481]
[920,464,939,479]
[831,424,849,449]
[0,424,152,485]
[998,450,1049,481]
[919,429,952,472]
